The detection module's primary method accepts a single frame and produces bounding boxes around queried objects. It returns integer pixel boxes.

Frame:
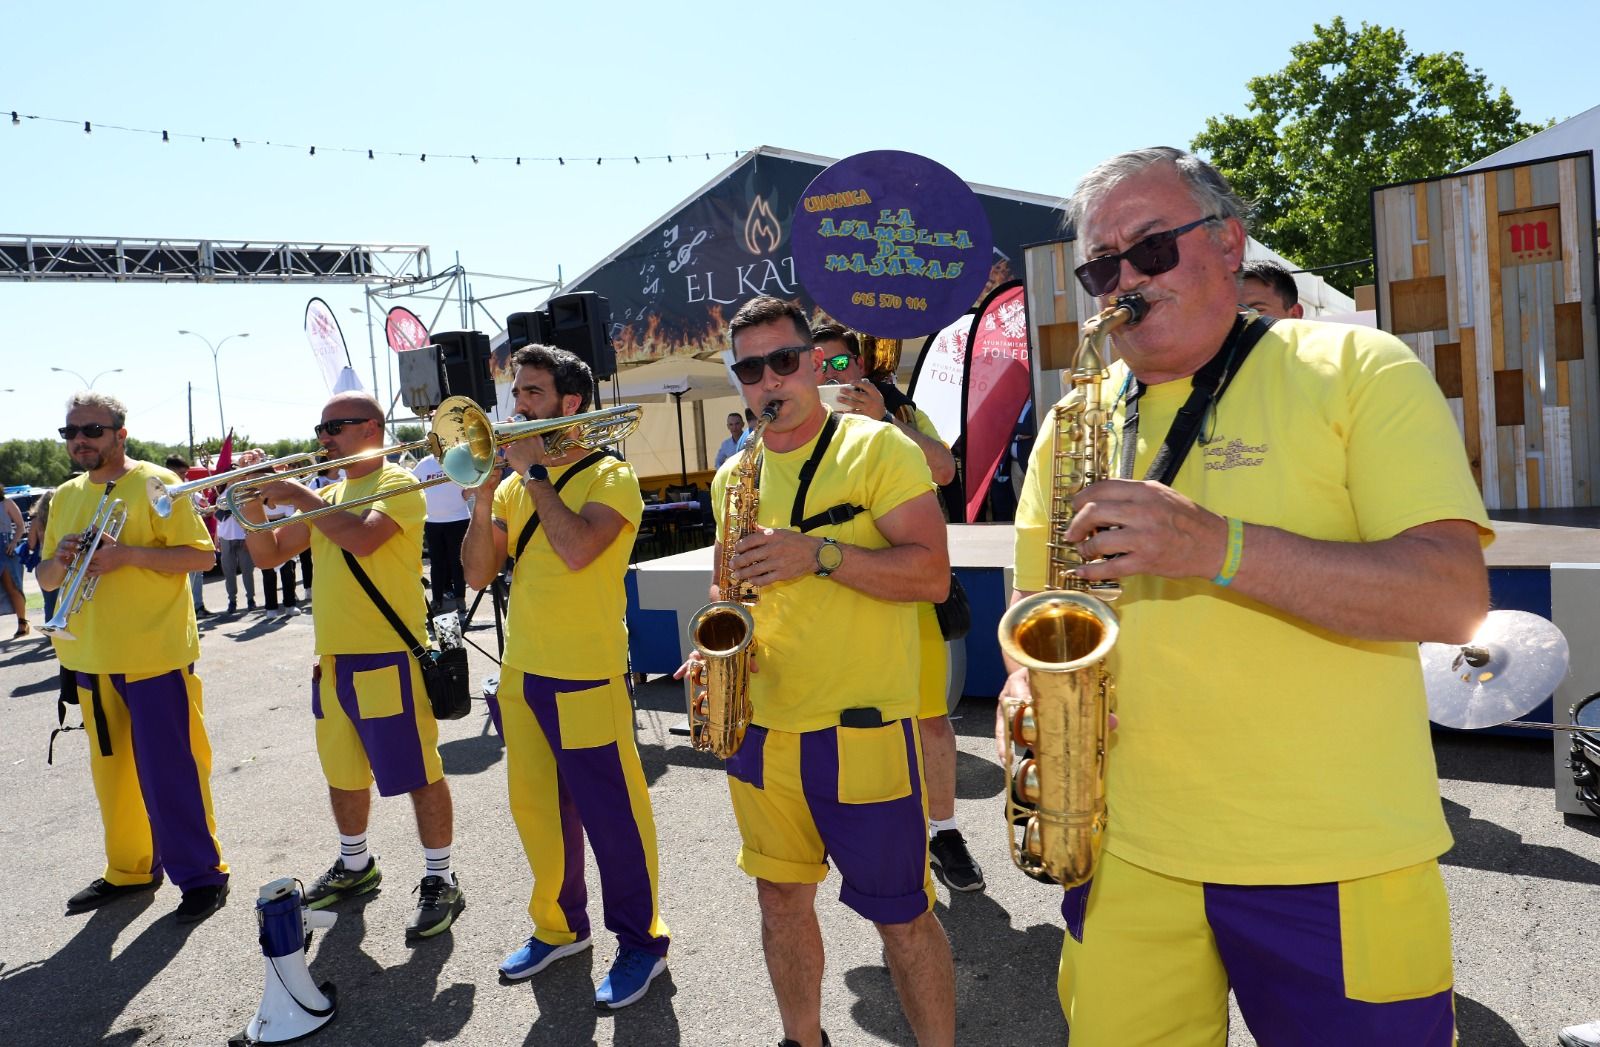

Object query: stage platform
[625,512,1600,812]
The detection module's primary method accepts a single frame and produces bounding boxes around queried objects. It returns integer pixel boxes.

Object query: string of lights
[4,107,744,167]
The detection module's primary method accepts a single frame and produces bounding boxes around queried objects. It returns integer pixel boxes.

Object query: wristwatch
[525,463,549,483]
[814,537,843,577]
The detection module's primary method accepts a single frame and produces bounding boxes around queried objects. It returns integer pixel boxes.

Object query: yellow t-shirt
[43,461,213,674]
[1014,320,1493,885]
[310,462,428,656]
[712,409,936,733]
[495,455,642,679]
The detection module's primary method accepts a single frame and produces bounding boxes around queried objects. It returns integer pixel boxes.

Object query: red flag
[962,282,1030,521]
[216,430,235,474]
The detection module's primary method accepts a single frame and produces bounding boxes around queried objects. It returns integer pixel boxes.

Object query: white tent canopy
[597,355,744,484]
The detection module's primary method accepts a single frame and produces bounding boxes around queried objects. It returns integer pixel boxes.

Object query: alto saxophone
[686,401,779,759]
[996,293,1147,886]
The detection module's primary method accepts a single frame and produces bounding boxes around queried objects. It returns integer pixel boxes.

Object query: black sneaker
[929,829,985,893]
[304,857,382,910]
[406,874,465,941]
[65,876,162,914]
[174,882,229,924]
[778,1033,831,1047]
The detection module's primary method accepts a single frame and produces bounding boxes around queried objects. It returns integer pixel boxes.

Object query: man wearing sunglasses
[680,296,955,1047]
[41,392,229,924]
[813,324,982,897]
[239,392,465,943]
[1003,147,1490,1046]
[460,344,671,1010]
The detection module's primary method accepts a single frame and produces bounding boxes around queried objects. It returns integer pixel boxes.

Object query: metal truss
[0,234,430,284]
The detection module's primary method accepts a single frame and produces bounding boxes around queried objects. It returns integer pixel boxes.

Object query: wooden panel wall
[1373,154,1599,509]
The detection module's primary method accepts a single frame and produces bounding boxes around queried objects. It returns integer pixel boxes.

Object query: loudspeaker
[239,878,337,1045]
[546,292,615,379]
[506,311,553,352]
[429,330,496,411]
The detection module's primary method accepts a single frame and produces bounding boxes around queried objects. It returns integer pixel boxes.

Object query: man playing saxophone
[41,392,229,923]
[679,296,955,1047]
[460,344,671,1009]
[239,392,465,942]
[1003,147,1490,1046]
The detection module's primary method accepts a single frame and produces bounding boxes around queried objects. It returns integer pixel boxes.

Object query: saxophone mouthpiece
[1114,294,1149,326]
[761,401,782,422]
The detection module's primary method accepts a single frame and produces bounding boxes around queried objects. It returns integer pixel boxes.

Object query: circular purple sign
[790,150,993,339]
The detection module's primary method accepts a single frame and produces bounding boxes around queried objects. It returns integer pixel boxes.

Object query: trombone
[224,396,643,532]
[146,450,326,518]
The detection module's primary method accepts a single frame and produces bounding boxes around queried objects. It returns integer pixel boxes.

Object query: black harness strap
[511,450,612,564]
[1120,313,1276,485]
[342,550,429,660]
[788,412,865,534]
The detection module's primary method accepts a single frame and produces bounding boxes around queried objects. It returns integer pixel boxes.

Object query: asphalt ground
[1,575,1597,1047]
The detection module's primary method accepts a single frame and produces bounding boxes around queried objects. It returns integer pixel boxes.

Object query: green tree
[1192,18,1547,291]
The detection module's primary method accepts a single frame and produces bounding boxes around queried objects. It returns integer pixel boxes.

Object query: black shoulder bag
[788,414,971,641]
[343,551,472,721]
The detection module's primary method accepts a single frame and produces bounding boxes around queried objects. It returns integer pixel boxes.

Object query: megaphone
[234,877,338,1045]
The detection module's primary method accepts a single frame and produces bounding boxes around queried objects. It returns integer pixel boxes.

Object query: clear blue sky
[2,0,1590,446]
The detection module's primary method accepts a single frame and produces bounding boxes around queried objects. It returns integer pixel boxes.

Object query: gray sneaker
[304,857,382,910]
[406,874,465,941]
[1561,1022,1600,1047]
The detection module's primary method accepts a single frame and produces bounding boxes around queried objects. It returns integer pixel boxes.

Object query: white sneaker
[1560,1021,1600,1047]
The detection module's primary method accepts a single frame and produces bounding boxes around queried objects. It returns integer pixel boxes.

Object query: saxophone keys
[1015,757,1042,805]
[1010,704,1037,747]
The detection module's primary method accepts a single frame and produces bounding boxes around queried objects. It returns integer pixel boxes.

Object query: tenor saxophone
[685,401,779,759]
[996,293,1147,886]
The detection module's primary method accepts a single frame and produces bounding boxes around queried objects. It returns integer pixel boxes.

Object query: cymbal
[1420,610,1570,729]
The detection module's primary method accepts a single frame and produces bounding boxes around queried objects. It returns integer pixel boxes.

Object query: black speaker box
[546,292,615,379]
[506,310,553,352]
[429,330,496,411]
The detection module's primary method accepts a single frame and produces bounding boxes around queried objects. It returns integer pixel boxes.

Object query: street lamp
[178,330,249,438]
[50,367,124,389]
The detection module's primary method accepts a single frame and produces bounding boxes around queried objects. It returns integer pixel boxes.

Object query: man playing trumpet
[42,392,229,923]
[239,391,464,942]
[461,344,670,1009]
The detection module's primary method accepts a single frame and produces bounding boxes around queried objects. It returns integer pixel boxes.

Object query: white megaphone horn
[232,877,338,1045]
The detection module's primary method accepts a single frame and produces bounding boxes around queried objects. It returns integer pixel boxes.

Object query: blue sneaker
[498,934,591,981]
[595,948,667,1010]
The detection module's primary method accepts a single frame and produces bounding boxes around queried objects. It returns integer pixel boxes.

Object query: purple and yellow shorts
[1058,851,1455,1046]
[312,652,443,796]
[725,717,935,925]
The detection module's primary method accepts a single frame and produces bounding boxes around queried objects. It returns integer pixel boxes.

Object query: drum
[1567,692,1600,817]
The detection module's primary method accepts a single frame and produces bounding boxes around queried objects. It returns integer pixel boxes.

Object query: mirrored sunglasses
[823,353,854,372]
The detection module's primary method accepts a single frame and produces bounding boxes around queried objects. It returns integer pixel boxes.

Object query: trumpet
[42,484,126,641]
[224,397,643,532]
[146,450,326,518]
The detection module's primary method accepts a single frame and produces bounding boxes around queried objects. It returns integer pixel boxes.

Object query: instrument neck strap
[785,411,864,534]
[511,450,611,565]
[1119,311,1275,486]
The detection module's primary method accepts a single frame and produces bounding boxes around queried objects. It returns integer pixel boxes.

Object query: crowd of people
[21,146,1508,1046]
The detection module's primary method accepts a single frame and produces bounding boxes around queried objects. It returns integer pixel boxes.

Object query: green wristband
[1212,516,1244,587]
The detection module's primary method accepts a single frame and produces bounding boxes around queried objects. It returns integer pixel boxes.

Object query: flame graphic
[744,195,781,256]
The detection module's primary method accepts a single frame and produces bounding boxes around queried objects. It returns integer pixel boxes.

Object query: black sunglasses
[314,417,374,437]
[731,346,807,386]
[1074,215,1220,297]
[59,424,111,440]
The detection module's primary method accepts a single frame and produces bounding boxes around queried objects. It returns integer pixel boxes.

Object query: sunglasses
[1074,215,1220,297]
[59,424,111,440]
[822,353,855,372]
[731,346,807,386]
[314,417,374,437]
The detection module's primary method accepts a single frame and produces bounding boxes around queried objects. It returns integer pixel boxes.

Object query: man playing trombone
[41,391,229,923]
[238,391,465,942]
[460,344,671,1009]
